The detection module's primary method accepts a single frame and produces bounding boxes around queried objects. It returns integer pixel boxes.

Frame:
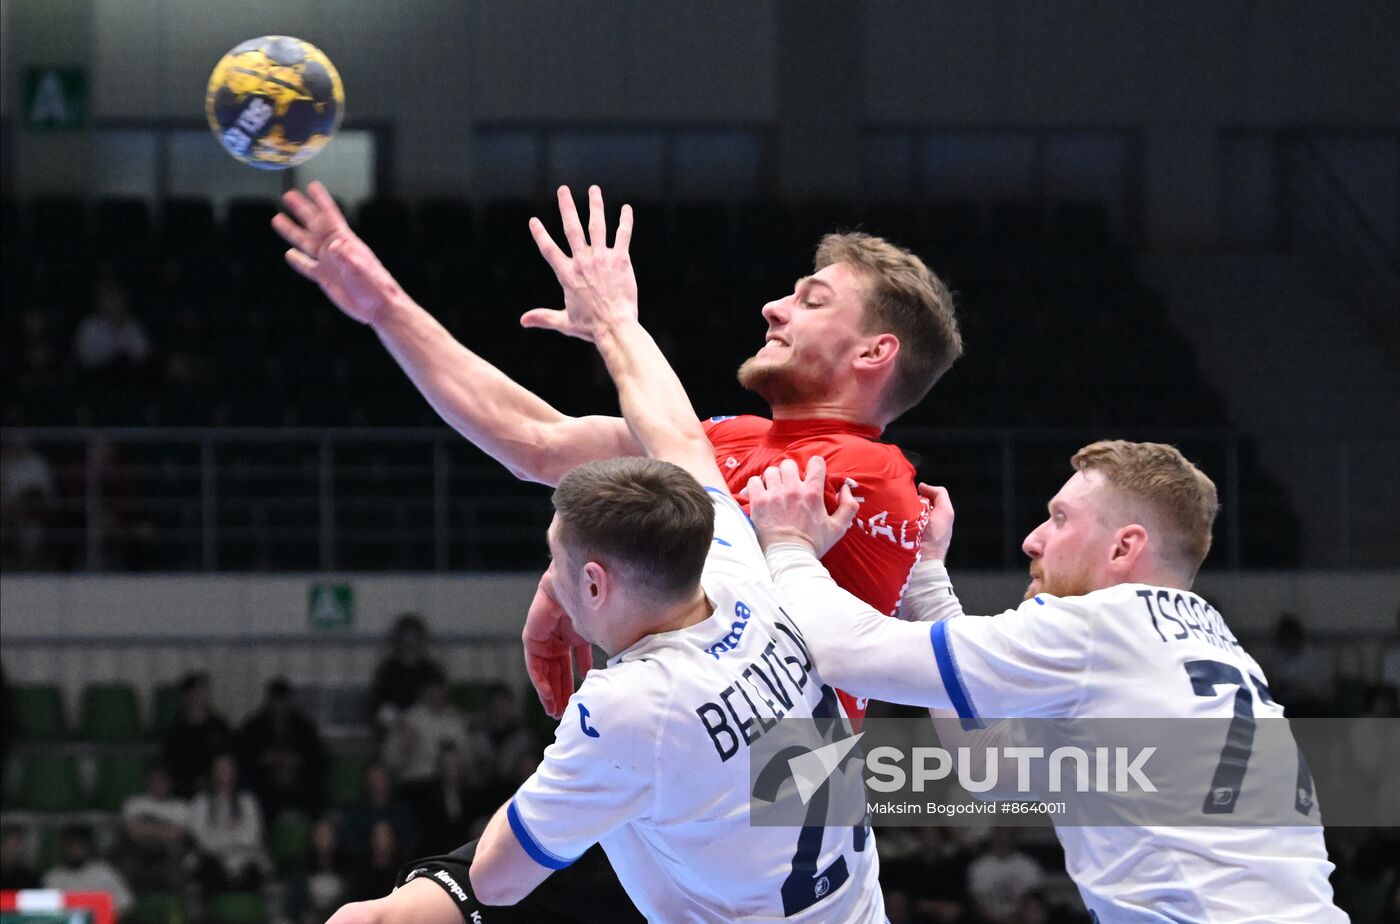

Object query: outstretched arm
[526,186,724,488]
[273,182,640,486]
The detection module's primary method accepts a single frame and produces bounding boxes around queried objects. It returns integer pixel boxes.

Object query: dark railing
[3,426,1394,572]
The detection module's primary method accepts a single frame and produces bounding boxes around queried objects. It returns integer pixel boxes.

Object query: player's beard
[737,347,833,408]
[1025,562,1096,600]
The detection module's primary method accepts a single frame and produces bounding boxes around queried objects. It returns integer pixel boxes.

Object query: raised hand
[916,483,955,562]
[747,456,859,557]
[522,575,594,719]
[521,185,637,342]
[272,181,403,326]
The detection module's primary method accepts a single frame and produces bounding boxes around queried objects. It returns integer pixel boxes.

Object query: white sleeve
[933,594,1092,725]
[507,669,656,869]
[895,559,966,624]
[764,543,947,709]
[701,486,768,581]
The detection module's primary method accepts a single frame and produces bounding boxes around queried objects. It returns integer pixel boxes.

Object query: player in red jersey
[273,183,960,728]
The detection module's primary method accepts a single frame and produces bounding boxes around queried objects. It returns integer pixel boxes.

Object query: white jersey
[766,550,1346,924]
[509,490,884,924]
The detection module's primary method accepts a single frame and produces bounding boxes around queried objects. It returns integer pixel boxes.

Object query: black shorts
[397,837,644,924]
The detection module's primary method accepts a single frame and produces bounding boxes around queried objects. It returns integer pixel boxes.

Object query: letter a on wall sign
[23,67,88,129]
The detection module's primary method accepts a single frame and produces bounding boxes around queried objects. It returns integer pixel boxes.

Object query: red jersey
[703,415,928,727]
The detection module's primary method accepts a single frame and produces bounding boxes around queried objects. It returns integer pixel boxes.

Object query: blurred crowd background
[2,1,1398,922]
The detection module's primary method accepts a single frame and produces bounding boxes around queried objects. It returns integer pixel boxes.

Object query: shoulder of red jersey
[807,432,917,485]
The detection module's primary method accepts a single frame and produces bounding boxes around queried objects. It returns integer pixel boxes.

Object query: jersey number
[753,684,868,917]
[1184,659,1315,816]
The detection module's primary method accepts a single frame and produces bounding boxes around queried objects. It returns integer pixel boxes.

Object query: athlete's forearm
[765,543,948,709]
[897,560,966,624]
[591,318,724,486]
[373,292,639,485]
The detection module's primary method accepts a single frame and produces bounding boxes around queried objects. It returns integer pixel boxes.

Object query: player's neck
[612,588,714,654]
[770,400,883,428]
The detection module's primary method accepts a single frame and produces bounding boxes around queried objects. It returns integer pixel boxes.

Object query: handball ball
[205,35,344,170]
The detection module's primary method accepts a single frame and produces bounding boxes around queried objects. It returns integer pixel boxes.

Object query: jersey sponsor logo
[709,415,737,423]
[713,536,733,547]
[814,875,831,898]
[704,600,754,659]
[724,456,740,469]
[577,703,600,738]
[696,615,815,762]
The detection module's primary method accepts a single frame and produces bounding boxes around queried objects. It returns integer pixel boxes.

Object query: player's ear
[1110,524,1150,572]
[582,561,609,609]
[853,333,899,373]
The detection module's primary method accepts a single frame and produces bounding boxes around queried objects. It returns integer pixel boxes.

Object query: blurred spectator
[63,435,158,570]
[285,817,349,924]
[381,670,469,799]
[1265,612,1335,717]
[0,665,17,781]
[416,741,491,852]
[237,677,327,821]
[480,685,543,792]
[74,278,151,374]
[188,753,270,893]
[41,824,134,917]
[966,828,1044,924]
[14,307,61,382]
[0,433,57,569]
[0,825,40,890]
[1383,605,1400,692]
[342,761,421,862]
[345,820,403,904]
[370,613,446,727]
[880,826,971,923]
[1017,890,1052,924]
[163,671,235,797]
[119,762,191,892]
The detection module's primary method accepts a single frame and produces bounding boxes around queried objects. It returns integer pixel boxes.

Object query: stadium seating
[269,811,311,867]
[124,893,190,924]
[78,682,144,742]
[17,753,83,812]
[207,892,266,924]
[326,751,371,807]
[90,751,149,811]
[12,684,67,741]
[0,194,1304,569]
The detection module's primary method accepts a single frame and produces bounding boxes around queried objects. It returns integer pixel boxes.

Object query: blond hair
[814,232,961,419]
[553,458,714,602]
[1071,440,1219,577]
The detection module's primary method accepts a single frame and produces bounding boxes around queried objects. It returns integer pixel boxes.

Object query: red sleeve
[817,442,927,617]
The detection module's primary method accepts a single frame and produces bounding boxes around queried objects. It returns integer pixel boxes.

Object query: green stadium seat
[18,753,83,812]
[12,684,67,741]
[91,752,148,811]
[269,810,310,866]
[327,752,370,807]
[207,892,266,924]
[448,680,509,715]
[152,682,183,735]
[124,892,190,924]
[79,682,143,741]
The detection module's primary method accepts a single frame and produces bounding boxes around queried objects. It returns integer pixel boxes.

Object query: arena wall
[3,0,1397,247]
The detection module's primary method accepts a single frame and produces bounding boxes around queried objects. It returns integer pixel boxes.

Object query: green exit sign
[23,66,87,130]
[308,582,355,629]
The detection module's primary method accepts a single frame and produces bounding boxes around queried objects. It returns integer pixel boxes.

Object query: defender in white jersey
[749,443,1346,923]
[326,187,884,924]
